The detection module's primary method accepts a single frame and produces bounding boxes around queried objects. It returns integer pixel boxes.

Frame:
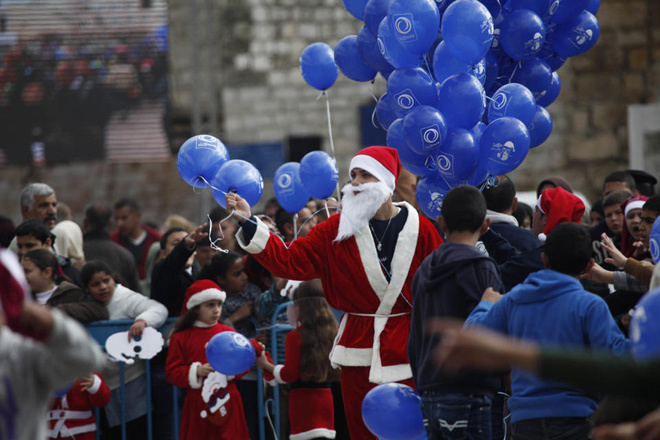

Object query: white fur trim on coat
[273,364,286,385]
[237,216,271,254]
[189,362,203,389]
[290,428,337,440]
[329,202,418,384]
[87,374,102,394]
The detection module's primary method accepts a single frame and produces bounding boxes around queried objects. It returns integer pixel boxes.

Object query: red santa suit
[47,374,111,440]
[272,328,335,440]
[237,201,442,438]
[166,323,250,440]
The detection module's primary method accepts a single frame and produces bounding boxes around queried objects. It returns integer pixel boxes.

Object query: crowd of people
[1,146,660,440]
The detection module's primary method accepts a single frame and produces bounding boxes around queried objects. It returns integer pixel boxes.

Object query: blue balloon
[341,0,369,20]
[376,93,404,130]
[649,217,660,264]
[506,0,550,16]
[362,384,426,440]
[442,0,494,65]
[499,9,545,61]
[438,73,486,130]
[536,71,561,107]
[488,82,536,127]
[545,0,590,24]
[365,0,389,35]
[177,135,230,188]
[387,118,435,176]
[629,287,660,359]
[511,57,553,99]
[299,151,339,199]
[480,116,530,174]
[402,105,448,155]
[472,58,487,85]
[528,105,553,148]
[433,128,479,182]
[388,0,440,56]
[335,35,378,82]
[300,43,339,91]
[206,331,256,375]
[54,383,73,398]
[386,67,437,114]
[415,174,453,219]
[467,164,490,187]
[357,26,395,73]
[470,121,487,145]
[377,18,423,69]
[484,51,499,89]
[431,41,474,84]
[273,162,311,213]
[211,160,264,208]
[551,11,599,58]
[586,0,600,15]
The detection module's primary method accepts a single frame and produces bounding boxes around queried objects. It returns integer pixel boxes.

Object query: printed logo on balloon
[277,173,294,194]
[433,153,454,179]
[494,141,516,162]
[575,28,593,46]
[394,89,418,111]
[393,14,418,42]
[420,125,443,151]
[650,236,659,264]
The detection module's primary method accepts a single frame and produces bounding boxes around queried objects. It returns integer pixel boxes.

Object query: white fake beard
[335,181,392,242]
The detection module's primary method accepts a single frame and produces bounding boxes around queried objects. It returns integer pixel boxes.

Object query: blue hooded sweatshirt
[467,269,630,423]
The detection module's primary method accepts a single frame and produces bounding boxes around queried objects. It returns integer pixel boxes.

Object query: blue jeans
[421,392,492,440]
[512,417,591,440]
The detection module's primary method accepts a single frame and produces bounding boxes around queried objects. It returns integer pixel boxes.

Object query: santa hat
[349,146,401,193]
[620,195,649,258]
[624,198,647,218]
[183,280,226,313]
[537,187,585,235]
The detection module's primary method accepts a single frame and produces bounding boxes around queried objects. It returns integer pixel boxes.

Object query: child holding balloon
[256,279,339,440]
[165,279,272,440]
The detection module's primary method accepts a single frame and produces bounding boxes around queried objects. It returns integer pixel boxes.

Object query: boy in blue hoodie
[409,185,505,440]
[467,222,630,439]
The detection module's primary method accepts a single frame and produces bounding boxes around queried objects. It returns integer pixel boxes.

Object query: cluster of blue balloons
[273,151,339,213]
[300,0,600,218]
[361,383,426,440]
[176,135,264,209]
[205,331,257,375]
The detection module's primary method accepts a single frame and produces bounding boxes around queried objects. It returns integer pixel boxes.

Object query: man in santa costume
[226,146,443,439]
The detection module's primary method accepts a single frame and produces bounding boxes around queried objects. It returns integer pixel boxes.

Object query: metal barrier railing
[86,318,177,440]
[257,301,294,440]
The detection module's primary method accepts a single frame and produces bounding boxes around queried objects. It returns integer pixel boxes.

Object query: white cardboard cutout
[106,327,164,364]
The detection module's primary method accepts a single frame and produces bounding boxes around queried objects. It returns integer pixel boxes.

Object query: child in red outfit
[257,279,338,440]
[166,280,273,440]
[47,373,111,440]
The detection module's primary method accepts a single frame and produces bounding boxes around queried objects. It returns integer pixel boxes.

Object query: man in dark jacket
[83,202,141,292]
[409,185,505,440]
[482,174,539,253]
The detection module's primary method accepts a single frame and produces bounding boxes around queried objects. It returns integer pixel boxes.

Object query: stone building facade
[1,0,659,225]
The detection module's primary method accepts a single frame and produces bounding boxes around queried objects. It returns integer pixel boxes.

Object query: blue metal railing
[257,301,294,440]
[86,318,177,440]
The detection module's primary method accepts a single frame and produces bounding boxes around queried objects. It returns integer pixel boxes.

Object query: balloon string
[509,61,520,83]
[369,83,380,130]
[368,80,378,103]
[293,213,299,242]
[192,175,228,196]
[323,91,341,202]
[207,214,230,254]
[324,200,331,219]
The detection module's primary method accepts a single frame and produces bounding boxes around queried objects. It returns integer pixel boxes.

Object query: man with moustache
[9,183,59,253]
[226,146,443,439]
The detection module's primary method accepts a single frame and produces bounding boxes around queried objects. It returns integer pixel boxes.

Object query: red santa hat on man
[349,146,401,194]
[182,279,226,315]
[536,187,585,235]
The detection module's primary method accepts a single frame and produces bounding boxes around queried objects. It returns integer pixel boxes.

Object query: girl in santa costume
[166,279,274,440]
[47,373,111,440]
[257,279,338,440]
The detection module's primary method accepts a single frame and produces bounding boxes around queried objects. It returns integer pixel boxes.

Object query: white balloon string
[323,91,341,202]
[207,214,230,254]
[371,105,380,129]
[509,61,520,82]
[368,80,378,103]
[191,175,228,196]
[293,213,299,241]
[324,200,331,219]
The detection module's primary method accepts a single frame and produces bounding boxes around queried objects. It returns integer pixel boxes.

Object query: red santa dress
[237,202,442,439]
[47,373,111,440]
[166,323,250,440]
[272,328,335,440]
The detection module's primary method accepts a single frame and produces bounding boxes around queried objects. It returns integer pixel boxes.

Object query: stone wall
[1,0,659,226]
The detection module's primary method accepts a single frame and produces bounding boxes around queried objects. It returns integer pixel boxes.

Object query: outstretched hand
[225,193,252,222]
[185,224,209,248]
[600,233,627,268]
